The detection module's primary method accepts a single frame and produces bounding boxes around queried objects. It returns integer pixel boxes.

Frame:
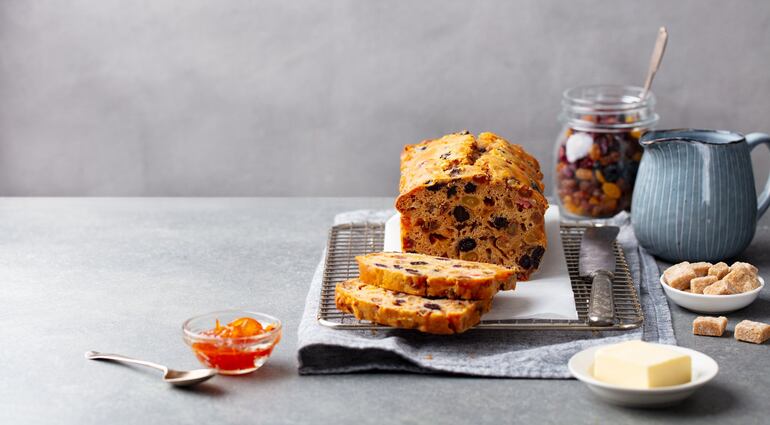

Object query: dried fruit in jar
[555,127,644,218]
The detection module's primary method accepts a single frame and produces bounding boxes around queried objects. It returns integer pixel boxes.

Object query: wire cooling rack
[317,222,643,331]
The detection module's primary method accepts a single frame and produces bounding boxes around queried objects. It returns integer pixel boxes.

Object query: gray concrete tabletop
[1,197,768,425]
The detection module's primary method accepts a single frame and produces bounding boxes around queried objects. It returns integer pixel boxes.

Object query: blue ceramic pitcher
[632,129,770,262]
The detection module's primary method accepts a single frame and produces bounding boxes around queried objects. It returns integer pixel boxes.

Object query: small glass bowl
[182,310,282,375]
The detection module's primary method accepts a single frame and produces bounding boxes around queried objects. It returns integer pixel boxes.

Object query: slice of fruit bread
[356,252,515,300]
[335,279,492,334]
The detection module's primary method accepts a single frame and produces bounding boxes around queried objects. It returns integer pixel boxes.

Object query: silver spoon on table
[85,350,217,387]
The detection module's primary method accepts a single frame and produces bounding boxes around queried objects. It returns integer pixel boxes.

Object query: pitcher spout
[641,129,744,146]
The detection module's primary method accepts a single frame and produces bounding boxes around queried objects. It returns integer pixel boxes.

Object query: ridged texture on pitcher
[631,141,756,262]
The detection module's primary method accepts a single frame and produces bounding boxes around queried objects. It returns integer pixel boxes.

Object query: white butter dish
[568,343,718,408]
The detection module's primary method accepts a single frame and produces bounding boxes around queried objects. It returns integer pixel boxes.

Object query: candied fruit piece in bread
[356,252,515,300]
[334,279,492,334]
[395,131,547,281]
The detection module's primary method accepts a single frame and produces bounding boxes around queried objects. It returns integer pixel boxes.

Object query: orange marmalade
[192,317,280,374]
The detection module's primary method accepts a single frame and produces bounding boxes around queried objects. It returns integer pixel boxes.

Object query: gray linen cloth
[297,210,675,378]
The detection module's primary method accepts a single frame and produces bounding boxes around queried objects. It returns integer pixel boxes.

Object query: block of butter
[593,340,692,388]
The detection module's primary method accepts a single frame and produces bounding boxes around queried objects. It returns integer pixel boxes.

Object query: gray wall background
[1,0,769,197]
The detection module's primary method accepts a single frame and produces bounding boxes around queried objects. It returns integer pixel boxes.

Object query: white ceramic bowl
[659,275,764,313]
[568,343,718,408]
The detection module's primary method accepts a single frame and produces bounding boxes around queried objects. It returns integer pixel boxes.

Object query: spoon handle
[642,27,668,99]
[85,350,168,373]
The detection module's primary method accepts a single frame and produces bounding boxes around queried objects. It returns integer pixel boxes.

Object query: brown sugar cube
[708,262,730,280]
[703,280,736,295]
[722,268,760,293]
[691,262,712,277]
[690,276,719,294]
[693,316,728,337]
[734,320,770,344]
[663,262,696,290]
[731,261,758,275]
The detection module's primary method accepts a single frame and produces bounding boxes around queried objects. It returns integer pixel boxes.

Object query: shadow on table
[737,296,770,320]
[173,361,295,397]
[176,359,295,396]
[251,360,296,382]
[672,295,770,322]
[89,359,229,397]
[175,382,228,397]
[219,359,296,383]
[620,382,736,417]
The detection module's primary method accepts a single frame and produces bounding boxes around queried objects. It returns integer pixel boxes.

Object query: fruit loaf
[395,131,548,280]
[334,279,492,334]
[356,252,515,300]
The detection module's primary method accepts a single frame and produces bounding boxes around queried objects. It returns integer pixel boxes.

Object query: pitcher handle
[747,132,770,218]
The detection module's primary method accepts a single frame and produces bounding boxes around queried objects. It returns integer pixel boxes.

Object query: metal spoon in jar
[85,350,217,387]
[641,26,669,99]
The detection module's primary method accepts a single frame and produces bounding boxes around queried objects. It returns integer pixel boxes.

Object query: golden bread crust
[334,278,492,334]
[395,131,547,280]
[356,252,515,300]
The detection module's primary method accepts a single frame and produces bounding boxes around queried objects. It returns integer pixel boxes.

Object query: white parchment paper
[383,206,579,320]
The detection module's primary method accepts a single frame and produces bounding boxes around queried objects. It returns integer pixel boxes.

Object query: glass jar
[554,85,659,218]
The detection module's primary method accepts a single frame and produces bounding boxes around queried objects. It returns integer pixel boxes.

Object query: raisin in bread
[335,279,492,334]
[356,252,515,300]
[396,131,548,280]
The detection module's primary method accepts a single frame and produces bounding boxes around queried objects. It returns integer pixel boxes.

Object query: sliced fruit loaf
[335,279,492,334]
[395,131,547,281]
[356,252,515,300]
